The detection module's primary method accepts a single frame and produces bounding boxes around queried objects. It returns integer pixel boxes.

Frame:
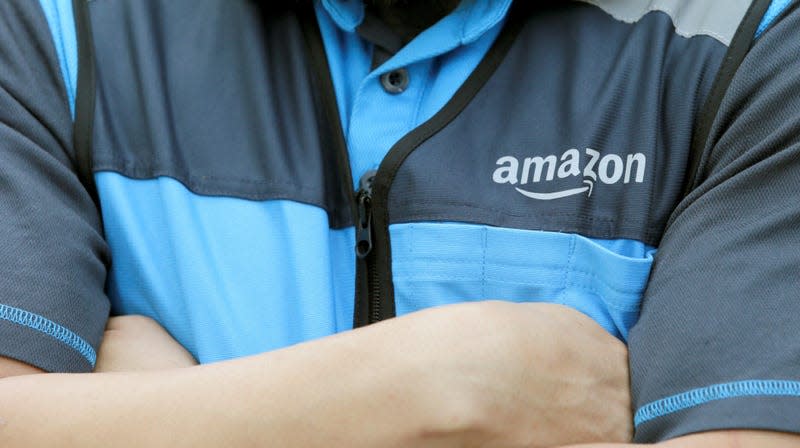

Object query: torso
[82,0,744,362]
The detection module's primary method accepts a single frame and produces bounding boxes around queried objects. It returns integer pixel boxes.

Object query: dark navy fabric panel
[630,5,800,441]
[88,0,353,227]
[388,5,727,246]
[0,0,109,372]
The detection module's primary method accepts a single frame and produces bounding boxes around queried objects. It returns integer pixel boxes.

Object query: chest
[87,1,725,361]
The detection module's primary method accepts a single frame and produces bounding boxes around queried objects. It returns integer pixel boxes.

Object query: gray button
[380,68,409,94]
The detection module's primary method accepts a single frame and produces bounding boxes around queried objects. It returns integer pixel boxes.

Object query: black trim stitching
[298,7,358,230]
[297,6,375,324]
[72,0,98,206]
[682,0,775,198]
[365,3,531,324]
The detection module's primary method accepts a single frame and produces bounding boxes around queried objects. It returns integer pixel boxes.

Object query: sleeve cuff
[634,380,800,442]
[0,303,97,372]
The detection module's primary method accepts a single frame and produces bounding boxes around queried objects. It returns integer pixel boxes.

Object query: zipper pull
[355,170,377,259]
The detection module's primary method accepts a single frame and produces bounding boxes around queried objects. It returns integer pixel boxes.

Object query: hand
[94,315,197,372]
[384,301,632,447]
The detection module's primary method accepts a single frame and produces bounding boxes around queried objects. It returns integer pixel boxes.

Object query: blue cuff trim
[635,380,800,426]
[755,0,793,38]
[0,303,97,367]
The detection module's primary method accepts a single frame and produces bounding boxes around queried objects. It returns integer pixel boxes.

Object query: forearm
[558,430,800,447]
[0,317,450,448]
[0,301,633,447]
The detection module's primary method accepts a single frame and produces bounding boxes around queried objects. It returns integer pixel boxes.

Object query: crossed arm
[0,302,796,447]
[2,301,627,447]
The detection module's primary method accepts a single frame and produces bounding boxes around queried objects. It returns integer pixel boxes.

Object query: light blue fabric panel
[37,0,78,117]
[95,1,655,361]
[756,0,794,38]
[391,223,655,340]
[97,173,356,363]
[98,172,654,363]
[315,0,510,188]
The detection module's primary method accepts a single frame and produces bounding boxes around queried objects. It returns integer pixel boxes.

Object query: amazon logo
[492,148,646,200]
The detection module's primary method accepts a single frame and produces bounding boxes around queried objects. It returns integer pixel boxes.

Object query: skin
[2,305,796,447]
[90,312,800,448]
[0,302,632,447]
[368,0,462,41]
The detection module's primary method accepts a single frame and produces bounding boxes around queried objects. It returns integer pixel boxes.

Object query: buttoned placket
[316,0,513,188]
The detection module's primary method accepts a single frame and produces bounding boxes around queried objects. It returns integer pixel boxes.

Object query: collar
[319,0,513,45]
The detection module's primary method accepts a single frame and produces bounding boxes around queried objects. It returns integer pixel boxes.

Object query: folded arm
[0,302,631,448]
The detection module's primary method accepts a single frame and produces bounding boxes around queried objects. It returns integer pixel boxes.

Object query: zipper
[355,170,381,323]
[353,166,394,327]
[355,171,375,260]
[298,9,368,326]
[351,4,525,327]
[301,2,526,329]
[298,8,390,328]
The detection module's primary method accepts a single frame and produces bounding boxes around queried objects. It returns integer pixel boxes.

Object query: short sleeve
[0,0,109,372]
[629,5,800,442]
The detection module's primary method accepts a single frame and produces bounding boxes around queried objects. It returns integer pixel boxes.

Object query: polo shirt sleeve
[0,1,109,372]
[629,5,800,442]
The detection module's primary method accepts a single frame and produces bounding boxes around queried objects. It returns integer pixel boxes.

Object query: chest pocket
[390,223,655,340]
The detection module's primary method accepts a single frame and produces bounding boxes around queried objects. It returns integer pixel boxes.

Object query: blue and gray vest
[2,0,800,442]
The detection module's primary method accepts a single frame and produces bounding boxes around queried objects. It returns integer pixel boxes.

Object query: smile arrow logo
[514,179,594,201]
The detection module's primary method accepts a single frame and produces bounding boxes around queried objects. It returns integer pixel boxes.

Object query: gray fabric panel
[389,5,726,246]
[0,0,109,372]
[629,5,800,441]
[577,0,752,45]
[636,397,800,442]
[89,0,353,228]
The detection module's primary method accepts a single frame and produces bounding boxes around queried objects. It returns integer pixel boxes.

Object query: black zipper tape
[300,3,529,327]
[356,3,531,327]
[72,0,99,207]
[298,7,375,326]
